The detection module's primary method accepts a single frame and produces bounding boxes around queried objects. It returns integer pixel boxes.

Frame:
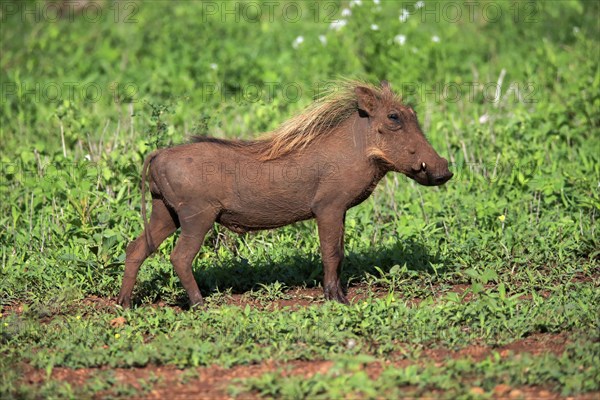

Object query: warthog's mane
[192,80,401,160]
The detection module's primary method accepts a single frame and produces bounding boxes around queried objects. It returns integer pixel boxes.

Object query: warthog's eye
[387,113,402,130]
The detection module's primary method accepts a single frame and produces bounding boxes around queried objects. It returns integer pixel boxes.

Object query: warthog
[117,81,452,308]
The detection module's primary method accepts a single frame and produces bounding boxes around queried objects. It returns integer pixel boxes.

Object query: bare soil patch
[20,332,596,400]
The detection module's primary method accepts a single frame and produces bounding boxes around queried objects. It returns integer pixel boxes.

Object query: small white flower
[394,34,406,45]
[349,0,362,7]
[573,26,580,34]
[341,8,352,17]
[432,35,440,43]
[399,9,410,22]
[329,19,348,31]
[318,35,327,45]
[373,0,380,5]
[84,154,91,161]
[292,36,304,49]
[479,114,489,124]
[370,24,379,31]
[209,63,218,70]
[415,1,425,9]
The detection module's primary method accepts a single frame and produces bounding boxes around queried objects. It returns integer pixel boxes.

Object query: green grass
[1,0,599,398]
[234,339,600,399]
[3,286,597,368]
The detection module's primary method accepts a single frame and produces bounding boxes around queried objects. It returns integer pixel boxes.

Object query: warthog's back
[148,142,320,232]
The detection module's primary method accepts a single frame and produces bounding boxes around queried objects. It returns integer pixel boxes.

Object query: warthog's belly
[217,207,314,234]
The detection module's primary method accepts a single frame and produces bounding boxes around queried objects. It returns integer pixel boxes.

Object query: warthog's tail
[141,150,161,253]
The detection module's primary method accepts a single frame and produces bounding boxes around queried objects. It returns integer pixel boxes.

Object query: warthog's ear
[355,86,379,116]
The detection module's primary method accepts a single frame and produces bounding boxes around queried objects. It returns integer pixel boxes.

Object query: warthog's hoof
[116,296,131,309]
[324,285,349,305]
[189,297,205,311]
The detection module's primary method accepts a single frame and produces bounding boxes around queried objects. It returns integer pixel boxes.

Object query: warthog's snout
[411,157,453,186]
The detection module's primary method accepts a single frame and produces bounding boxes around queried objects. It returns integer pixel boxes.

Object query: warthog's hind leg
[118,198,179,308]
[169,209,217,308]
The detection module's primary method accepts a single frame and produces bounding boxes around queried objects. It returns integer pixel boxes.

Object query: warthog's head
[356,81,453,186]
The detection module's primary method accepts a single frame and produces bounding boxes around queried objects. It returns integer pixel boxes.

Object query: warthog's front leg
[169,209,217,308]
[316,210,349,304]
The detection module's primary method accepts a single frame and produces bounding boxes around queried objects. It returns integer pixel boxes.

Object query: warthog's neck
[304,113,389,210]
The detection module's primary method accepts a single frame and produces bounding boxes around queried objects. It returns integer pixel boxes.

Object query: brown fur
[118,81,453,309]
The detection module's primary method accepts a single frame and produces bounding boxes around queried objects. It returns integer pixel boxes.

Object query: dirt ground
[11,284,599,399]
[22,331,594,400]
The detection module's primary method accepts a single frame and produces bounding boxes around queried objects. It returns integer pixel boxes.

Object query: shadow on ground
[133,235,450,308]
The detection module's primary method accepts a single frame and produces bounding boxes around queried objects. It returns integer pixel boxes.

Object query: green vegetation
[1,0,598,398]
[237,339,600,399]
